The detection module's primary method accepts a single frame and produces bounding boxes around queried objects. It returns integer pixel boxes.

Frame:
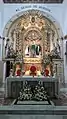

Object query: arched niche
[3,10,63,59]
[2,10,64,84]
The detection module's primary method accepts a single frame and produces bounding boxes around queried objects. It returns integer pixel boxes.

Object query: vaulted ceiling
[3,0,64,3]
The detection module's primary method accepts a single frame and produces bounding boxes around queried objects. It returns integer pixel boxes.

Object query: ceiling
[3,0,64,3]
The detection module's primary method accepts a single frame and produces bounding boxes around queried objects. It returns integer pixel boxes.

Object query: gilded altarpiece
[3,10,63,79]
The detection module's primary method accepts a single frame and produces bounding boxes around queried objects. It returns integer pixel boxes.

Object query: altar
[5,76,59,99]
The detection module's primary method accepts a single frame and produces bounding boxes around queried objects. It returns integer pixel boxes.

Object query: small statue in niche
[7,46,11,58]
[5,38,10,58]
[31,40,36,57]
[7,43,16,58]
[25,45,30,56]
[25,40,30,57]
[56,39,61,56]
[53,69,56,78]
[30,41,42,58]
[50,43,61,59]
[36,44,42,56]
[9,69,13,77]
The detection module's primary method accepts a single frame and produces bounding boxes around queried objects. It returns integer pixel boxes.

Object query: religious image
[25,39,42,58]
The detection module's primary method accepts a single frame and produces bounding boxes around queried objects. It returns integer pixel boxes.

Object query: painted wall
[0,3,67,82]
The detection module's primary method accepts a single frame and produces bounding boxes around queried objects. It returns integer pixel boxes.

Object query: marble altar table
[5,76,59,98]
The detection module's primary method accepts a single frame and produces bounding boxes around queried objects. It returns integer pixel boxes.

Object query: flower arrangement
[13,62,22,76]
[30,65,36,76]
[44,69,49,76]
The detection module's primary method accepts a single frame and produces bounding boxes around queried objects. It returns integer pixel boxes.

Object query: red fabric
[44,69,49,76]
[16,69,21,76]
[30,65,36,73]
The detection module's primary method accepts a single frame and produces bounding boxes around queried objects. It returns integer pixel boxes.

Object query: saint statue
[25,45,30,56]
[31,41,36,57]
[36,44,42,56]
[31,41,42,57]
[25,41,30,57]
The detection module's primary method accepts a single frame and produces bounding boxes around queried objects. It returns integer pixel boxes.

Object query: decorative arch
[3,10,63,59]
[2,9,64,85]
[3,10,63,38]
